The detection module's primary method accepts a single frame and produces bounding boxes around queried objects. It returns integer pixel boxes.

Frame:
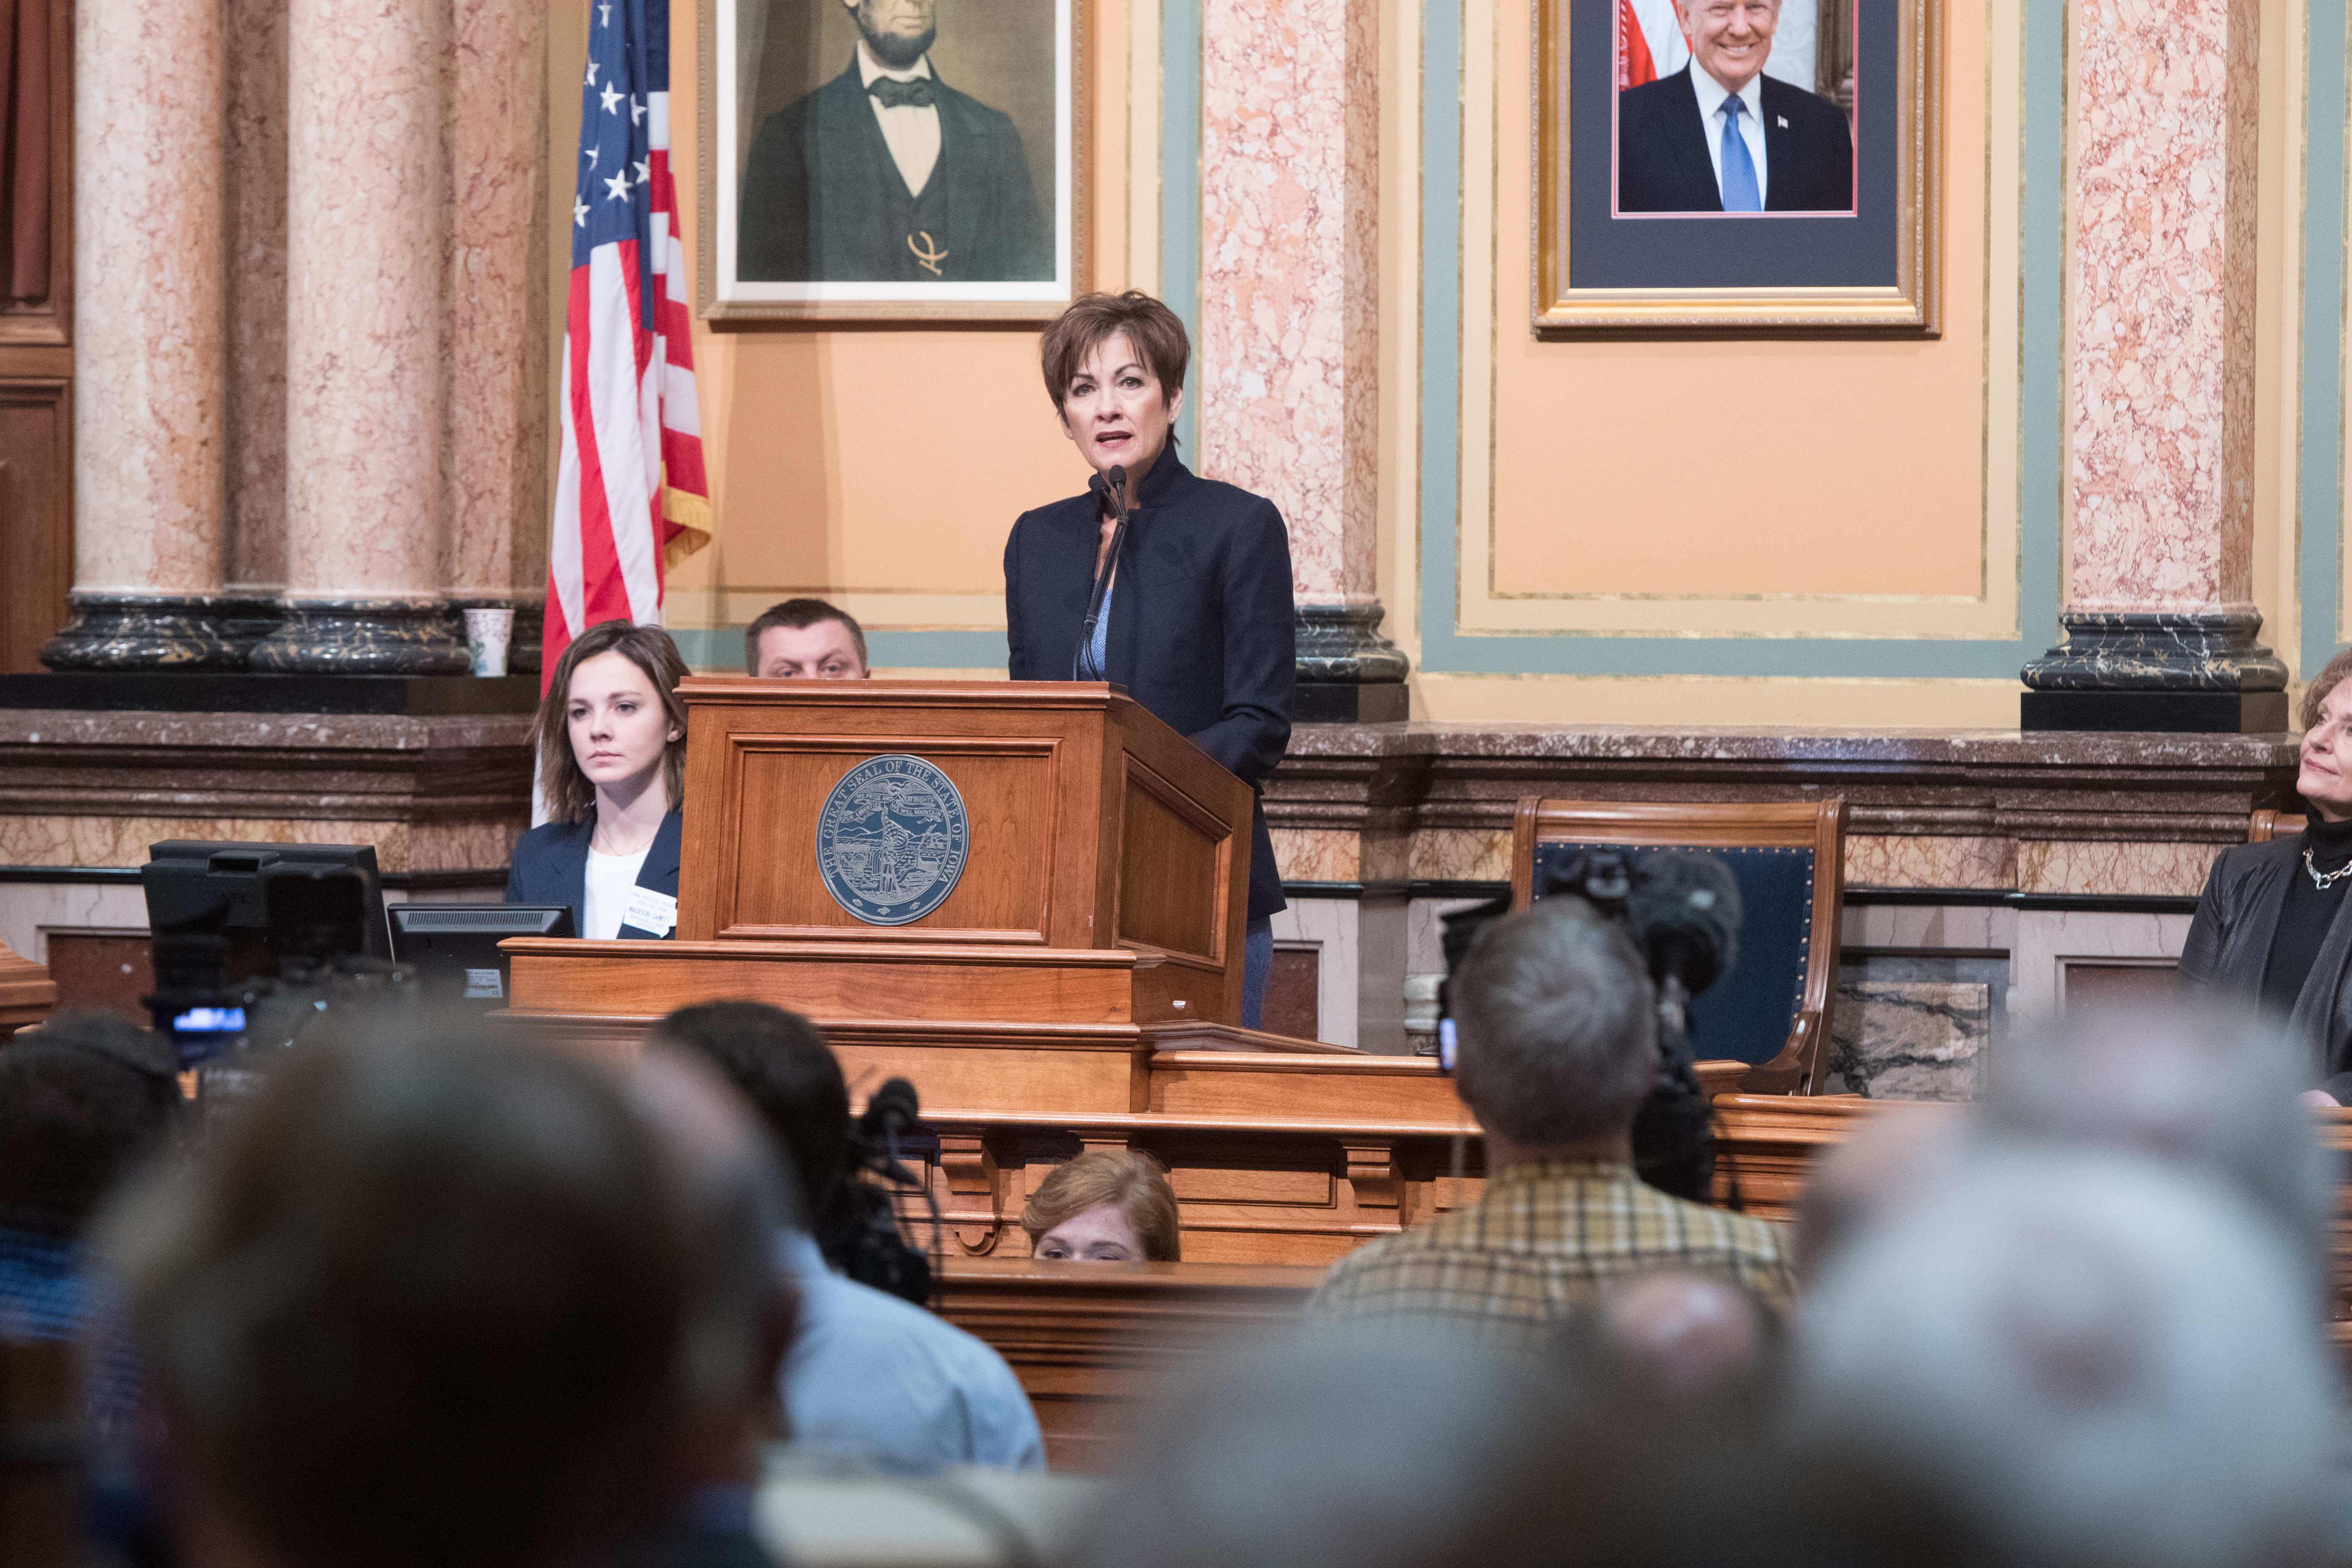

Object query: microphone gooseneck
[1074,464,1132,680]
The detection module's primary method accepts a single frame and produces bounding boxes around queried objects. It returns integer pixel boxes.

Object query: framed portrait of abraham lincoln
[1535,0,1938,333]
[699,0,1087,323]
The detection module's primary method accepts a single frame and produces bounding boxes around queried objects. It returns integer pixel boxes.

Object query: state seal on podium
[814,754,971,926]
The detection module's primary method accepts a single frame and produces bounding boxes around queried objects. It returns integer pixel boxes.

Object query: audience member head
[1448,898,1658,1163]
[1790,1146,2342,1568]
[535,618,690,823]
[746,598,870,680]
[0,1010,180,1237]
[1790,1106,1970,1288]
[647,1000,850,1217]
[1980,1003,2337,1289]
[623,1045,802,1486]
[1022,1148,1181,1261]
[1079,1326,1582,1568]
[100,1031,727,1568]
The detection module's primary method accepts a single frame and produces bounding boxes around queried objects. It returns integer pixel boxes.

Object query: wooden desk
[932,1256,1323,1469]
[927,1100,2352,1470]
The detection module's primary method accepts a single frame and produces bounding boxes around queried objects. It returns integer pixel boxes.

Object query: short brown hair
[1021,1148,1181,1261]
[745,598,867,675]
[1039,291,1190,414]
[2305,647,2352,729]
[536,620,690,823]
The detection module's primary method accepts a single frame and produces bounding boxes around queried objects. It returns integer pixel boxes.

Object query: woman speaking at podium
[507,620,690,941]
[1003,291,1296,1028]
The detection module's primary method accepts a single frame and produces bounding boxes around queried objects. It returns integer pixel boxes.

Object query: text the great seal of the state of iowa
[814,754,970,926]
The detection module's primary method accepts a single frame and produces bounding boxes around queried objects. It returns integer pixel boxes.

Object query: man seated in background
[747,598,871,680]
[1309,898,1793,1340]
[651,1000,1045,1473]
[100,1030,792,1568]
[0,1010,181,1436]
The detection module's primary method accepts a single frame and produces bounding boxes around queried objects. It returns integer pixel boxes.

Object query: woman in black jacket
[1003,291,1296,1028]
[506,619,688,940]
[2180,648,2352,1101]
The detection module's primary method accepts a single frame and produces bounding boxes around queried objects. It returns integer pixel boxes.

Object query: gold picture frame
[697,0,1090,325]
[1533,0,1940,334]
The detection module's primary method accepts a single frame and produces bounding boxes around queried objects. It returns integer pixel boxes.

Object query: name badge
[623,886,678,937]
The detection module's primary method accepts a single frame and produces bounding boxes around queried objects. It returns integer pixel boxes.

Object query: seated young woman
[1021,1149,1182,1262]
[506,620,689,940]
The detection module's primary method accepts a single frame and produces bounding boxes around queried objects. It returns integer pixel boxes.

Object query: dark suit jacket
[2179,837,2352,1095]
[506,806,683,940]
[738,60,1048,282]
[1003,454,1296,921]
[1617,66,1854,213]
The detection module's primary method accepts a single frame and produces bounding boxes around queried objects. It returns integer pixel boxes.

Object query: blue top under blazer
[1003,452,1296,922]
[506,806,685,940]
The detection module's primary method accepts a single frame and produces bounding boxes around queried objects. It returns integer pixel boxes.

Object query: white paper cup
[463,607,514,677]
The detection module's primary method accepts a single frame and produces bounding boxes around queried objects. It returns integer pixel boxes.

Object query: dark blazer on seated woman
[506,806,685,940]
[2178,814,2352,1097]
[1003,452,1296,922]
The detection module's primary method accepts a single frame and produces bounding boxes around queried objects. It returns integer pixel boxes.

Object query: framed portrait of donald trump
[698,0,1086,322]
[1534,0,1938,333]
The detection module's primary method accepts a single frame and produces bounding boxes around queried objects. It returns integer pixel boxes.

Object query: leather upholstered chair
[1508,797,1848,1095]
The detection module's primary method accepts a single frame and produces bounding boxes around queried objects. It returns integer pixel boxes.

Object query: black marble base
[2019,609,2289,694]
[1296,601,1411,685]
[1297,679,1410,723]
[2020,689,2290,734]
[249,599,471,676]
[39,593,275,672]
[0,672,540,715]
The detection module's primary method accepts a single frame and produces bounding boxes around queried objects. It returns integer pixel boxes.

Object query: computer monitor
[389,904,575,1007]
[142,840,392,985]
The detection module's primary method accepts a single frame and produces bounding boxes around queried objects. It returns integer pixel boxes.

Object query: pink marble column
[225,0,289,602]
[253,0,467,673]
[41,0,235,669]
[1198,0,1404,718]
[444,0,551,672]
[2022,0,2282,729]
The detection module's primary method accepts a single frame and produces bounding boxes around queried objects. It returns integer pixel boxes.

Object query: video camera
[816,1075,941,1308]
[1437,847,1742,1203]
[140,841,420,1098]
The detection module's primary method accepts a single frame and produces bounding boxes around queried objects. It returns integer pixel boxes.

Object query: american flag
[544,0,710,688]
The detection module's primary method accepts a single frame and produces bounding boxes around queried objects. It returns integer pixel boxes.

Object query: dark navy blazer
[1003,454,1295,922]
[506,806,684,940]
[1617,66,1855,213]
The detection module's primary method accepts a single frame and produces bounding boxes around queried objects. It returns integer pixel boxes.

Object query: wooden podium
[502,680,1293,1111]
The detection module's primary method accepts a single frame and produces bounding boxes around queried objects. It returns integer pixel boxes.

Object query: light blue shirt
[1078,577,1114,681]
[777,1232,1046,1473]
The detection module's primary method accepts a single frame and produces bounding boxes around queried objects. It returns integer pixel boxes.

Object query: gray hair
[1790,1147,2343,1568]
[1980,1003,2339,1303]
[1451,899,1658,1146]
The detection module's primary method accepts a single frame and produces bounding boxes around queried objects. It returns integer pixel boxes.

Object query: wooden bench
[932,1256,1322,1470]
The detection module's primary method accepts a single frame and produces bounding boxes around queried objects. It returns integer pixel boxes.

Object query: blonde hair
[1021,1148,1181,1261]
[535,621,691,824]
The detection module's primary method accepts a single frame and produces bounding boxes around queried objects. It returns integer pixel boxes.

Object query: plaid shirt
[1307,1160,1795,1345]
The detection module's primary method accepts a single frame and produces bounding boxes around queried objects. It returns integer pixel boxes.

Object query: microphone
[1073,465,1131,680]
[1625,851,1742,1027]
[856,1077,923,1186]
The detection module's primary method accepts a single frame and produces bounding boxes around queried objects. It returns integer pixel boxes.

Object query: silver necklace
[2306,847,2352,890]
